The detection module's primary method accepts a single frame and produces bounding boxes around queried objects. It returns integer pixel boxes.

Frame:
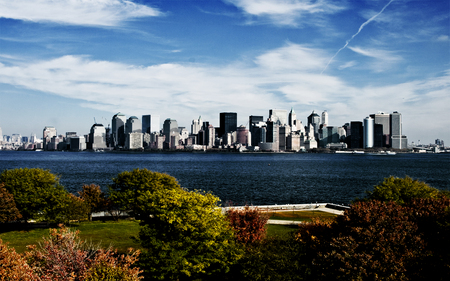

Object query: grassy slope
[0,211,337,253]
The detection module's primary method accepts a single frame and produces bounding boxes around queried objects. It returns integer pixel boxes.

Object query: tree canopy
[0,168,68,222]
[366,176,441,204]
[0,183,22,223]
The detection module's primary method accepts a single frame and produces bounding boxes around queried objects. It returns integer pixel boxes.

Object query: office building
[191,116,202,135]
[350,121,363,148]
[363,117,374,148]
[163,118,179,145]
[142,115,160,134]
[236,125,250,146]
[370,112,390,147]
[307,110,321,140]
[43,126,57,151]
[219,112,237,138]
[269,109,287,126]
[390,111,408,149]
[322,110,328,127]
[111,113,126,148]
[89,124,107,150]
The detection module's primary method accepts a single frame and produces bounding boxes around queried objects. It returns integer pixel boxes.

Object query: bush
[226,206,269,244]
[0,238,37,281]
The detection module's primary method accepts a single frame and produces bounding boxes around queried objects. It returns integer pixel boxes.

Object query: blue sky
[0,0,449,144]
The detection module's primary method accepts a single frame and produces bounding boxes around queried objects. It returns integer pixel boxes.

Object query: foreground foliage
[0,183,22,223]
[0,168,68,222]
[0,226,142,281]
[226,206,270,244]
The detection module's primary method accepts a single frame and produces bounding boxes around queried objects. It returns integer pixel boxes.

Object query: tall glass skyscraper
[219,112,237,138]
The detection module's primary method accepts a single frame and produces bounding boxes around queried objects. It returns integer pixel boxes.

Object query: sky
[0,0,449,145]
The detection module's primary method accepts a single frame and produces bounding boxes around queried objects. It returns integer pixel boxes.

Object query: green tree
[108,168,180,219]
[0,183,22,223]
[0,168,68,222]
[62,193,90,223]
[366,176,441,204]
[138,187,242,280]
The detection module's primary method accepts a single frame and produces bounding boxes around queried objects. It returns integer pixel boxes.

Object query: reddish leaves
[227,206,270,244]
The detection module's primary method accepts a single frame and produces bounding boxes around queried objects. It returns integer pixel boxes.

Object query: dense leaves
[366,176,441,204]
[0,238,37,281]
[0,183,22,223]
[0,168,68,222]
[108,168,180,219]
[79,184,107,221]
[62,194,90,223]
[226,206,269,244]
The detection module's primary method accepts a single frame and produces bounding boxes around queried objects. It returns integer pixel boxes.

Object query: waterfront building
[322,110,328,127]
[111,113,126,148]
[249,115,264,147]
[390,111,408,149]
[207,125,215,148]
[125,132,143,150]
[319,126,340,148]
[236,125,250,146]
[264,120,279,152]
[142,114,160,134]
[363,116,374,148]
[286,132,301,151]
[307,110,321,140]
[89,124,107,150]
[125,116,142,134]
[370,112,390,147]
[350,121,363,149]
[269,109,287,126]
[163,118,179,146]
[43,126,57,151]
[11,134,22,144]
[219,112,237,138]
[191,116,202,135]
[70,136,86,151]
[288,108,297,131]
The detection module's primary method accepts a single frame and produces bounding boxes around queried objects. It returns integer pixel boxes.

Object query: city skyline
[0,0,449,144]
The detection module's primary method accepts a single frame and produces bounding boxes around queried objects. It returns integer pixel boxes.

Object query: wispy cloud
[0,0,162,27]
[1,43,448,142]
[338,60,357,70]
[348,46,402,72]
[224,0,344,26]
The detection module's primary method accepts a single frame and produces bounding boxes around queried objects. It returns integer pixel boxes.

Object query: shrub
[226,206,269,244]
[0,238,37,281]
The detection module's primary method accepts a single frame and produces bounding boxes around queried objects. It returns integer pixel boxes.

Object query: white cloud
[0,43,448,143]
[338,60,357,70]
[437,35,449,41]
[348,46,402,72]
[0,0,161,27]
[224,0,344,26]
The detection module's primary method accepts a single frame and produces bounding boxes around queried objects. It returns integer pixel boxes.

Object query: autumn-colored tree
[296,201,426,281]
[0,168,68,222]
[79,184,107,221]
[226,206,269,244]
[366,176,440,204]
[0,238,38,281]
[25,226,142,281]
[0,183,22,223]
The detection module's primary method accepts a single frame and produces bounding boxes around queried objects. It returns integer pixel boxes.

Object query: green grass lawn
[0,220,141,253]
[0,211,337,253]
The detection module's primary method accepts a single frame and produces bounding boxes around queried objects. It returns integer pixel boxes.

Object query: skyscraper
[43,126,57,151]
[288,108,297,131]
[390,111,408,149]
[191,116,202,135]
[219,112,237,138]
[370,112,390,147]
[163,118,179,145]
[307,110,321,140]
[269,109,287,126]
[321,110,328,127]
[89,123,107,150]
[350,121,363,148]
[363,116,374,148]
[111,112,126,148]
[125,116,142,134]
[142,115,160,134]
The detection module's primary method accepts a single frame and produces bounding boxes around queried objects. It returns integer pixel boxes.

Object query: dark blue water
[0,151,448,205]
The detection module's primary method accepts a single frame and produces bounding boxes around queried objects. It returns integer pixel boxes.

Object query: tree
[108,168,180,219]
[62,193,90,223]
[226,206,269,244]
[0,168,68,222]
[366,176,440,204]
[138,187,243,280]
[0,183,22,223]
[79,184,107,221]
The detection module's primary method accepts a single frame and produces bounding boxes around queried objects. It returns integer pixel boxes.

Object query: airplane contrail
[321,0,396,74]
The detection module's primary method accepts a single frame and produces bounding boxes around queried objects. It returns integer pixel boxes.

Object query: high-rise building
[288,108,297,130]
[307,110,321,140]
[236,125,250,146]
[219,112,237,138]
[390,111,408,149]
[370,112,390,147]
[125,116,142,134]
[111,113,126,148]
[321,110,328,127]
[163,118,179,145]
[142,115,160,134]
[191,116,202,135]
[350,121,363,148]
[269,109,287,126]
[43,126,57,150]
[89,124,107,150]
[363,117,374,148]
[249,115,264,146]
